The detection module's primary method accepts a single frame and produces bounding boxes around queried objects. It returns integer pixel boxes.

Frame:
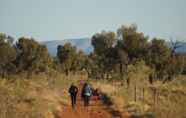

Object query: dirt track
[59,97,113,118]
[59,83,113,118]
[59,84,130,118]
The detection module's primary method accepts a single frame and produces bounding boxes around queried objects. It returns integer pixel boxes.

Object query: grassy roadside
[90,75,186,118]
[0,72,83,118]
[89,62,186,118]
[0,71,185,118]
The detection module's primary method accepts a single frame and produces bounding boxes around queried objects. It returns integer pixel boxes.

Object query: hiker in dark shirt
[68,83,78,109]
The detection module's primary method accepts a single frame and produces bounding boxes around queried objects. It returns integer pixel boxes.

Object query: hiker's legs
[84,96,90,106]
[87,96,90,106]
[83,96,87,106]
[71,95,75,108]
[74,94,77,105]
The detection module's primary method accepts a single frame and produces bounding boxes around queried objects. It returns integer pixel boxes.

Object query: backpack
[84,85,92,96]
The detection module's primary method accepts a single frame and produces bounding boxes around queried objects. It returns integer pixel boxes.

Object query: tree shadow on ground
[100,93,123,118]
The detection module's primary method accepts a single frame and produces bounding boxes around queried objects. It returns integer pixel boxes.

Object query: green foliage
[84,53,102,79]
[147,38,171,69]
[90,24,184,83]
[91,31,119,79]
[0,23,185,83]
[0,33,16,77]
[164,55,185,81]
[92,31,116,56]
[182,55,186,74]
[57,43,77,75]
[75,50,87,71]
[15,37,52,73]
[117,24,148,60]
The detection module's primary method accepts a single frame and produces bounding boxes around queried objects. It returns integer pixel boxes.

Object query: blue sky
[0,0,186,41]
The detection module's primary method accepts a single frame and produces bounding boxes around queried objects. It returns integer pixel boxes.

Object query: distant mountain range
[173,43,186,53]
[41,38,93,56]
[41,38,186,56]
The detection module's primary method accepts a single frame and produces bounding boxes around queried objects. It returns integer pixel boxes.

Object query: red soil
[59,83,130,118]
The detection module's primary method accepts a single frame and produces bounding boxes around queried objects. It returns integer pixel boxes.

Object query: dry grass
[0,72,82,118]
[90,63,186,118]
[0,67,185,118]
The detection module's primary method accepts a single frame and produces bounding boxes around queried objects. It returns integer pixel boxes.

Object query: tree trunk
[65,69,69,76]
[119,63,123,76]
[149,75,153,84]
[127,77,130,88]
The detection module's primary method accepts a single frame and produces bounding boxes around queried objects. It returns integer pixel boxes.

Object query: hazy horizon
[0,0,186,41]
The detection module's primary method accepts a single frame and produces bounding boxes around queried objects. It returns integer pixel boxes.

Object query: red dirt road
[59,83,130,118]
[60,98,113,118]
[59,85,113,118]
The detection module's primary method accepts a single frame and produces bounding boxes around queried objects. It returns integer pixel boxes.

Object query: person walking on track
[68,83,78,109]
[81,83,92,107]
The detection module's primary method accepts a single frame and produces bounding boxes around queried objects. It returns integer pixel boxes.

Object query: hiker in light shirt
[81,83,92,107]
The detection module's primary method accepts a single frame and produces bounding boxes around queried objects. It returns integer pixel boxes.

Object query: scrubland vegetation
[0,24,186,118]
[0,73,85,118]
[90,63,186,118]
